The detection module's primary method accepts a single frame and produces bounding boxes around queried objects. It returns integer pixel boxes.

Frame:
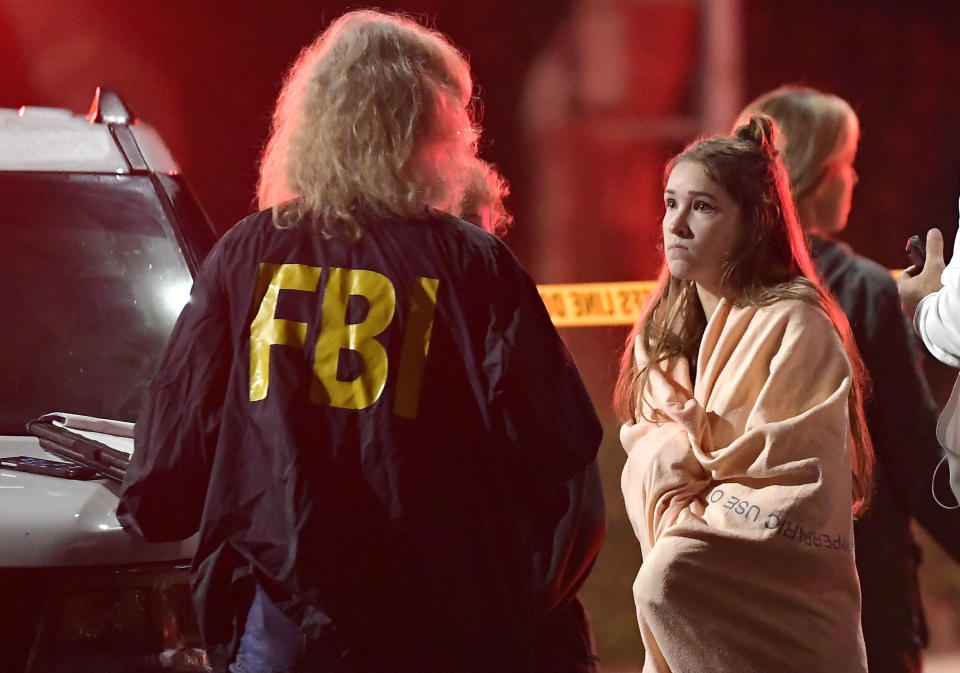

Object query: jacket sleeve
[117,240,231,542]
[482,241,605,612]
[483,241,603,483]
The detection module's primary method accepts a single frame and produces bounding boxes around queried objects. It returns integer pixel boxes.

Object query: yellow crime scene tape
[540,270,905,327]
[537,281,657,327]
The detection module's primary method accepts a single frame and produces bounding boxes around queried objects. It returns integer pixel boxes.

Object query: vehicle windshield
[0,173,195,434]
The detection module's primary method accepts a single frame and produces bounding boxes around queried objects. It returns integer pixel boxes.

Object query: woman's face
[662,160,743,294]
[809,120,859,235]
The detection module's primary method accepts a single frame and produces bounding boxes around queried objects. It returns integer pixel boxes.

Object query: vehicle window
[0,173,194,433]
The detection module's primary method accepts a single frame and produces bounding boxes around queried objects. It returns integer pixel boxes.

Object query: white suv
[0,89,216,671]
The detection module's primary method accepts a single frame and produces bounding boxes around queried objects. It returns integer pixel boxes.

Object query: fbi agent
[118,10,605,673]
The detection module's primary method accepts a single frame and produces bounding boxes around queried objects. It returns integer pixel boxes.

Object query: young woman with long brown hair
[616,115,873,672]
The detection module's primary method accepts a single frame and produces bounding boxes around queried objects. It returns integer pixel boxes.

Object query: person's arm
[484,241,603,482]
[899,223,960,367]
[117,241,232,542]
[898,212,960,505]
[483,241,605,611]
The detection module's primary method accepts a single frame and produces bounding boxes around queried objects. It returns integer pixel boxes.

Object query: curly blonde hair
[257,10,506,237]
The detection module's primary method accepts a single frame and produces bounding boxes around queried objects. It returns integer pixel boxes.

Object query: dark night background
[0,0,571,257]
[1,1,957,268]
[2,1,959,668]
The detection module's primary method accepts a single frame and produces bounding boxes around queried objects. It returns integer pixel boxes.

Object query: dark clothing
[811,236,960,673]
[118,208,605,673]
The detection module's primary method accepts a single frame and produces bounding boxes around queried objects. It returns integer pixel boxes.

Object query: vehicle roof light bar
[86,87,135,125]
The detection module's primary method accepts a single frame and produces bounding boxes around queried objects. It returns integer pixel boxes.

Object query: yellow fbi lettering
[311,268,394,409]
[249,263,439,418]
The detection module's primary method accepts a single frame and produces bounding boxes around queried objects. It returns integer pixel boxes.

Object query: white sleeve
[915,199,960,368]
[943,446,960,503]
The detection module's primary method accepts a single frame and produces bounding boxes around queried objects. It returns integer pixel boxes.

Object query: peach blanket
[621,298,867,673]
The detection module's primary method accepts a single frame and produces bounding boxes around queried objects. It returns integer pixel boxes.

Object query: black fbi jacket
[117,208,605,670]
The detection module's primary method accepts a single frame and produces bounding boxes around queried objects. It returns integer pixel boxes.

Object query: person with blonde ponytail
[616,115,873,672]
[741,85,960,673]
[119,10,604,673]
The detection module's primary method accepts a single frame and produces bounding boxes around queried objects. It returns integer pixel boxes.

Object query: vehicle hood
[0,435,196,567]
